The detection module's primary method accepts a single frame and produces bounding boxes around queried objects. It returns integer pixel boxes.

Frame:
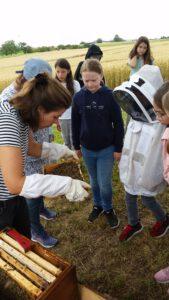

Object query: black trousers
[0,196,31,238]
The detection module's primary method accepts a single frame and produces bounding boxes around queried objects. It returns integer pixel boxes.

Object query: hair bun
[35,73,48,85]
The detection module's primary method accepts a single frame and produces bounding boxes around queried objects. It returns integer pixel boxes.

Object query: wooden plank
[27,252,61,276]
[0,257,42,298]
[0,232,26,253]
[0,239,56,283]
[0,233,61,276]
[0,249,48,289]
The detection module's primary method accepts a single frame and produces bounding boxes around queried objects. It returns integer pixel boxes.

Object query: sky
[0,0,169,47]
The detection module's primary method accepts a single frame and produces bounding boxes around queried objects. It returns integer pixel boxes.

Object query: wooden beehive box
[0,230,79,300]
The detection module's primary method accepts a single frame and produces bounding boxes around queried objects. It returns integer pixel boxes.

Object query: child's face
[82,71,103,93]
[137,42,147,56]
[55,66,69,82]
[153,102,169,125]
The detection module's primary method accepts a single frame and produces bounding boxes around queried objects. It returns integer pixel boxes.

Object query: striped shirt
[0,83,49,176]
[0,97,29,201]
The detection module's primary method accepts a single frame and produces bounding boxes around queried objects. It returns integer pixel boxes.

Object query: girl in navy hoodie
[72,59,124,228]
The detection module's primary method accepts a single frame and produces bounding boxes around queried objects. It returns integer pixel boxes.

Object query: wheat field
[0,39,169,91]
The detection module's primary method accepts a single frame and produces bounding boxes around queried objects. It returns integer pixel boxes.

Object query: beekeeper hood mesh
[114,65,164,123]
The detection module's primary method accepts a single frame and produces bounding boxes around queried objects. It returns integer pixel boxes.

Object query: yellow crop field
[0,39,169,91]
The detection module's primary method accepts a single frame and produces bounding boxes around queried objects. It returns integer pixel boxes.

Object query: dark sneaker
[88,206,103,223]
[104,209,120,228]
[31,230,59,248]
[150,214,169,238]
[119,223,143,242]
[40,207,57,220]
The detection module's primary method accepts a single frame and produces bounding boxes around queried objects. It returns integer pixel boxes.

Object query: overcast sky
[1,0,168,47]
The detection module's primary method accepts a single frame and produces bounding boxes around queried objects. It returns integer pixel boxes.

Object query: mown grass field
[0,40,169,299]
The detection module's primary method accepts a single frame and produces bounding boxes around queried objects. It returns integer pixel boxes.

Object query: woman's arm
[0,146,25,195]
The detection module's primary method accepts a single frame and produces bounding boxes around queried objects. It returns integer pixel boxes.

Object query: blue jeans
[125,192,166,226]
[26,196,45,234]
[82,146,114,211]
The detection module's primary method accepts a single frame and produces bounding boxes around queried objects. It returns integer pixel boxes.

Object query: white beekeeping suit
[114,65,166,196]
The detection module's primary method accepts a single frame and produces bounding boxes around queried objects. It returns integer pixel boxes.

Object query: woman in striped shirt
[0,72,90,239]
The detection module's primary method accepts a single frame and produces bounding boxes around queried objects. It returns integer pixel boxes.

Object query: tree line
[0,35,125,56]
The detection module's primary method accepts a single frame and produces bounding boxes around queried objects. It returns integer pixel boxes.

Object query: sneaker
[150,214,169,238]
[154,266,169,283]
[31,230,59,248]
[119,223,143,242]
[40,207,57,220]
[104,209,120,229]
[88,206,103,223]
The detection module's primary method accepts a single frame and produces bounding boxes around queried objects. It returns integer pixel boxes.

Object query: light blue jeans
[81,145,114,211]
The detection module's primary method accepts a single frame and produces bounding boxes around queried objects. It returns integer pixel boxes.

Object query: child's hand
[76,149,82,158]
[114,152,121,161]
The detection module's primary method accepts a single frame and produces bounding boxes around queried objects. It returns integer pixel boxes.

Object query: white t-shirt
[59,80,80,120]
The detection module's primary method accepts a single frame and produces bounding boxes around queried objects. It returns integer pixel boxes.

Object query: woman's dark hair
[153,81,169,110]
[129,36,153,64]
[10,73,71,131]
[55,58,74,96]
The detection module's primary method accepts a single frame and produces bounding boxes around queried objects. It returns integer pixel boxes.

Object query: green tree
[96,38,102,43]
[113,34,124,42]
[1,40,19,55]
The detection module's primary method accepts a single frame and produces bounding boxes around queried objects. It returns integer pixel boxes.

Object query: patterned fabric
[0,82,50,178]
[25,129,49,175]
[0,82,16,102]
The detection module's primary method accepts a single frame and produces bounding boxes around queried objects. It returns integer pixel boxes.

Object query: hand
[64,147,79,161]
[55,120,61,131]
[75,149,82,158]
[65,179,91,202]
[56,124,61,131]
[114,152,121,161]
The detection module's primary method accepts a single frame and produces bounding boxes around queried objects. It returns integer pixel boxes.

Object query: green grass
[1,41,169,299]
[40,131,169,300]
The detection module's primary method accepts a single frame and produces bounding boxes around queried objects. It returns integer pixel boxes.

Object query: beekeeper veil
[114,65,164,123]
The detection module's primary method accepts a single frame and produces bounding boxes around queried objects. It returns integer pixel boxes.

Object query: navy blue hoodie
[72,86,124,151]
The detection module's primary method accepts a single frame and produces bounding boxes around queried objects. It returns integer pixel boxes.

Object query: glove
[41,142,79,162]
[20,174,72,198]
[19,174,90,202]
[65,179,91,202]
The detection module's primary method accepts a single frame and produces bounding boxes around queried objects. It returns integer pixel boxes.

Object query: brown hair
[55,58,74,97]
[162,91,169,113]
[80,58,103,76]
[129,36,153,64]
[15,74,27,90]
[10,73,71,131]
[153,81,169,110]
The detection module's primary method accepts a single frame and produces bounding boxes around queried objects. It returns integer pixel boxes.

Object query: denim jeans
[82,145,114,211]
[26,196,45,234]
[0,196,31,238]
[125,192,166,226]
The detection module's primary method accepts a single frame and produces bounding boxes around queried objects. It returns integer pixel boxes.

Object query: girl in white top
[55,58,80,149]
